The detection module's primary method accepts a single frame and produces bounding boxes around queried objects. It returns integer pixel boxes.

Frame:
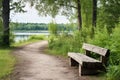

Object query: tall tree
[77,0,82,30]
[92,0,97,27]
[1,0,25,47]
[2,0,10,47]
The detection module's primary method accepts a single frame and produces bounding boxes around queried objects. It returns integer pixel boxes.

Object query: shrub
[29,35,46,40]
[106,65,120,80]
[48,21,58,35]
[88,27,110,48]
[108,26,120,65]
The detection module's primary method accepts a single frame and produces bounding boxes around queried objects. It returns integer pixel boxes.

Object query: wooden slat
[68,52,100,65]
[82,43,108,56]
[68,52,83,65]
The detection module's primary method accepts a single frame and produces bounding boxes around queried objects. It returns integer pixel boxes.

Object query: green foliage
[81,0,93,27]
[48,24,120,79]
[10,0,26,13]
[11,22,69,32]
[48,30,84,56]
[88,27,110,47]
[87,25,120,65]
[25,0,75,17]
[106,65,120,80]
[48,21,58,35]
[29,35,46,40]
[11,23,48,31]
[48,33,73,55]
[97,0,120,32]
[108,25,120,65]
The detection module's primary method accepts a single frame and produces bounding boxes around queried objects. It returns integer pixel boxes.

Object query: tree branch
[59,3,77,9]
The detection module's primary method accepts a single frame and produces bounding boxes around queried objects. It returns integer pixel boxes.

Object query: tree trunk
[77,0,82,31]
[92,0,97,27]
[2,0,10,47]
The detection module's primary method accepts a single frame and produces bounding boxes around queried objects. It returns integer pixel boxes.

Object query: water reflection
[15,35,29,42]
[14,32,49,42]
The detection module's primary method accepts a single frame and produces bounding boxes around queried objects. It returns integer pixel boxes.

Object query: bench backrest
[82,43,110,65]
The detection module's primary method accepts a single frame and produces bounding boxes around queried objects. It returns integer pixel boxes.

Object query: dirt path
[11,41,88,80]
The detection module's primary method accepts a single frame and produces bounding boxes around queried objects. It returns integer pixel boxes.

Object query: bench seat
[68,52,102,69]
[68,52,100,63]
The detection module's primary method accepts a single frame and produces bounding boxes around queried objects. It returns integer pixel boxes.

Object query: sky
[10,4,70,24]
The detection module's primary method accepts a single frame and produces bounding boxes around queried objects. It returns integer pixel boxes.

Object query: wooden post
[69,58,79,67]
[85,50,91,57]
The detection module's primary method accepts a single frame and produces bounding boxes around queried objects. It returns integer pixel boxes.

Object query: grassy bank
[12,35,47,47]
[0,48,15,79]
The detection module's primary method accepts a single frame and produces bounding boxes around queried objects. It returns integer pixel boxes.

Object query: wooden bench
[68,43,110,76]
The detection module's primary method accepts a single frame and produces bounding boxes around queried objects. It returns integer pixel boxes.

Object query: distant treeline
[10,23,75,31]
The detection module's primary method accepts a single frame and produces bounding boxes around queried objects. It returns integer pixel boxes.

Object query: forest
[0,0,120,80]
[10,23,73,31]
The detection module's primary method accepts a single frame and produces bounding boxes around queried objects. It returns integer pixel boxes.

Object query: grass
[0,48,15,79]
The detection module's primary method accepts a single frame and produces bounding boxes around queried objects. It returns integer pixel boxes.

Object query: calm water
[14,32,49,42]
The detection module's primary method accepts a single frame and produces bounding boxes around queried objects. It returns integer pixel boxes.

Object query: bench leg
[79,65,99,76]
[79,64,82,76]
[69,58,79,67]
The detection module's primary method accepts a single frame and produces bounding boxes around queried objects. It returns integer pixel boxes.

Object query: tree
[76,0,82,30]
[1,0,25,47]
[98,0,120,32]
[81,0,93,30]
[92,0,97,27]
[2,0,10,47]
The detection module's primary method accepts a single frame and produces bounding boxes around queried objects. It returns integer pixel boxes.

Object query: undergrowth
[48,24,120,80]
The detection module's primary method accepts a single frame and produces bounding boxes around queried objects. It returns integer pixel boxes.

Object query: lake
[14,31,49,42]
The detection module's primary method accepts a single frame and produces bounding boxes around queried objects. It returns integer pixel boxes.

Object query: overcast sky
[10,4,69,24]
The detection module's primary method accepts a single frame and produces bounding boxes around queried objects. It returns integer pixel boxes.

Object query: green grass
[45,49,68,57]
[0,48,15,79]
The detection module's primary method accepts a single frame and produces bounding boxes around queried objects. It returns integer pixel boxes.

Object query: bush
[106,65,120,80]
[48,21,58,35]
[108,26,120,65]
[48,30,85,56]
[29,35,46,40]
[88,27,110,48]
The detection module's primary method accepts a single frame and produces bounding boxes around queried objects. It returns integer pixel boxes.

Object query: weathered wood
[80,65,99,76]
[82,43,109,56]
[68,43,110,76]
[68,52,100,64]
[69,57,79,66]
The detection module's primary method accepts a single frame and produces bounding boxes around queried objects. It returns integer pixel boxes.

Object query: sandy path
[11,41,88,80]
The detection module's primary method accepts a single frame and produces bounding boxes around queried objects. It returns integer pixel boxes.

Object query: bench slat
[68,52,100,65]
[82,43,108,56]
